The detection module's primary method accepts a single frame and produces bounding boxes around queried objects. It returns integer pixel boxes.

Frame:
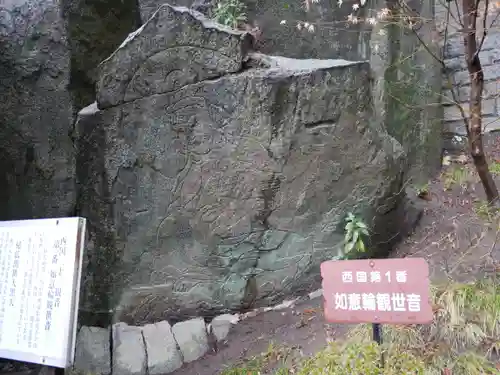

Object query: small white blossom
[367,17,377,25]
[378,29,386,36]
[297,22,303,30]
[360,0,366,5]
[352,3,359,10]
[304,22,310,28]
[280,20,287,25]
[307,23,315,32]
[337,0,343,7]
[377,7,390,19]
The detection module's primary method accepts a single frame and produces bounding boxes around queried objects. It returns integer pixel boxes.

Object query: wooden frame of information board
[0,217,86,368]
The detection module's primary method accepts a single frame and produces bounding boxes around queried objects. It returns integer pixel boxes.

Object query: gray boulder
[76,4,417,324]
[112,323,147,375]
[209,314,238,342]
[172,318,209,363]
[142,321,183,374]
[74,326,111,375]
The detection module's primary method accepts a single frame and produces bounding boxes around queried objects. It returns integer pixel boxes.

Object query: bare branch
[475,0,490,57]
[487,6,500,28]
[452,0,465,27]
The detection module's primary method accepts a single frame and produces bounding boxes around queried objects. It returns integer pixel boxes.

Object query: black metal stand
[372,323,385,368]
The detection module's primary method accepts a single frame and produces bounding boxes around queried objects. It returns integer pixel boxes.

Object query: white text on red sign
[341,270,407,283]
[333,292,421,312]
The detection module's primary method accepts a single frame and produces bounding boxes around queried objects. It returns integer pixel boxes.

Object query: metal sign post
[372,323,384,367]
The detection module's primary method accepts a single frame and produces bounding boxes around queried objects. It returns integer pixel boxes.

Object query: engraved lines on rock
[237,79,331,305]
[117,45,239,106]
[118,65,361,308]
[151,82,298,306]
[311,78,386,233]
[264,74,343,227]
[125,48,234,100]
[139,93,244,296]
[152,93,239,233]
[248,71,378,292]
[258,76,352,277]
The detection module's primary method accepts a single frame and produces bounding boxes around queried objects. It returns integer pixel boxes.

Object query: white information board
[0,217,86,368]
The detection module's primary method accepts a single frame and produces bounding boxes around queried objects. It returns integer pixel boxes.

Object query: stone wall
[437,0,500,137]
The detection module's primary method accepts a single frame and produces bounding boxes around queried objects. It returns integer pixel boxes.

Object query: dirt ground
[172,134,500,375]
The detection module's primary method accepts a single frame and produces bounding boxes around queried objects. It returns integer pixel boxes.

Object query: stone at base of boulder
[209,314,238,342]
[308,289,323,300]
[171,318,209,363]
[74,326,111,375]
[142,321,183,374]
[112,323,147,375]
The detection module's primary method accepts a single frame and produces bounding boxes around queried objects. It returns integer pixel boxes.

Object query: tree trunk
[462,0,499,204]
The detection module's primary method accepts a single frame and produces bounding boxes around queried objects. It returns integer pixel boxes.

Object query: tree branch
[475,0,489,58]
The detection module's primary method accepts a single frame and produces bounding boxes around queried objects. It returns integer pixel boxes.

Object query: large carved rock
[77,5,418,324]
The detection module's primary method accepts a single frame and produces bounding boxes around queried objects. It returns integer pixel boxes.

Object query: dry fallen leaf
[303,308,317,314]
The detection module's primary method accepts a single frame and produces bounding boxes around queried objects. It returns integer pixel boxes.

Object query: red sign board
[321,258,433,324]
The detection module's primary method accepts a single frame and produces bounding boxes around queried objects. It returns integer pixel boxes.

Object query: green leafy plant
[442,165,469,191]
[213,0,247,28]
[473,200,500,222]
[344,212,369,254]
[414,182,430,200]
[489,160,500,175]
[415,182,429,195]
